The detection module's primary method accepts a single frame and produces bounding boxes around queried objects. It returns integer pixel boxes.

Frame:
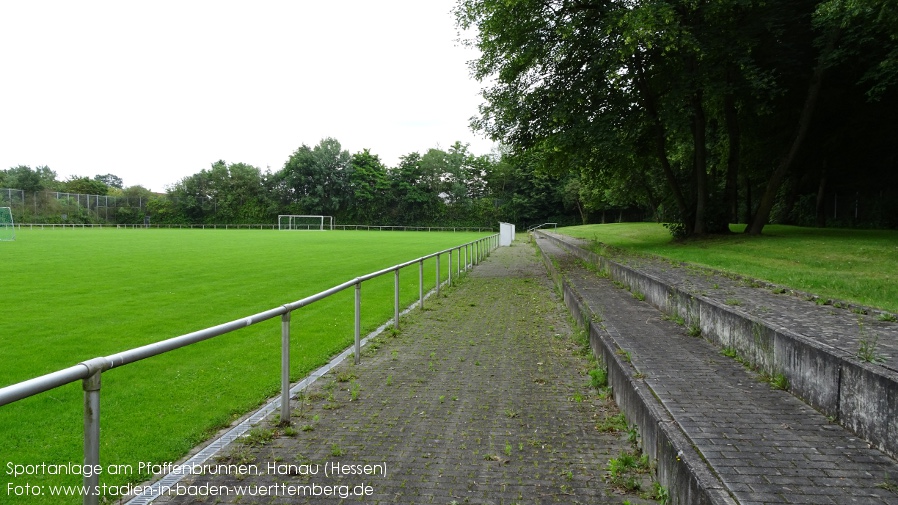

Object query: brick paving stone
[156,242,654,505]
[537,235,898,505]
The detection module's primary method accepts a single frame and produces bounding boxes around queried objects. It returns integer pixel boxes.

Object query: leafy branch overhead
[455,0,898,236]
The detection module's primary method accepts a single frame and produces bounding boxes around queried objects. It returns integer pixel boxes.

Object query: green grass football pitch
[0,228,490,502]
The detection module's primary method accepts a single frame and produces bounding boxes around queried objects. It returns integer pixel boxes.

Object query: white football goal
[278,215,334,231]
[0,207,14,241]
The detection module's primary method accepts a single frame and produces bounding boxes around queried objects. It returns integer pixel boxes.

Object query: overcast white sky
[0,0,493,192]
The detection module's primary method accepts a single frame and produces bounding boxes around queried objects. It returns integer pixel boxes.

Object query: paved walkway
[157,242,653,504]
[537,235,898,505]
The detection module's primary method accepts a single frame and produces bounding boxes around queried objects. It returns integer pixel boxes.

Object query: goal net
[0,207,14,241]
[278,215,334,231]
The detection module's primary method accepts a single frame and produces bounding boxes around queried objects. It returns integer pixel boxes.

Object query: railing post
[448,249,452,287]
[354,282,361,365]
[419,259,424,310]
[83,372,101,505]
[394,269,400,330]
[435,254,441,296]
[280,311,291,424]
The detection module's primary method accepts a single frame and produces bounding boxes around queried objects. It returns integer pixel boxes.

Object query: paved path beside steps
[154,242,653,505]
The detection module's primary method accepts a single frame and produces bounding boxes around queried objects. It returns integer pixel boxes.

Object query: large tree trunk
[746,30,840,235]
[779,172,802,224]
[692,87,708,235]
[637,164,660,220]
[576,200,588,225]
[633,52,692,233]
[723,66,741,224]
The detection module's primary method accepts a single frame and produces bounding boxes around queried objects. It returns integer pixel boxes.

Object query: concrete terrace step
[536,231,898,460]
[534,232,898,505]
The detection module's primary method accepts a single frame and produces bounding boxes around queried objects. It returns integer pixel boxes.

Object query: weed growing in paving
[858,319,888,363]
[878,313,898,322]
[241,426,275,447]
[589,367,608,390]
[596,413,627,433]
[616,348,633,363]
[337,371,357,382]
[605,450,650,492]
[766,372,789,391]
[876,477,898,495]
[651,481,671,505]
[663,312,686,326]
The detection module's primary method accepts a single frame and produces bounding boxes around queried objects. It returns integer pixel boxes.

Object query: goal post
[278,215,334,231]
[0,207,15,241]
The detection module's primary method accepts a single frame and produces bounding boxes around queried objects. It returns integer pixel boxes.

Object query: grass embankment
[559,223,898,313]
[0,228,487,503]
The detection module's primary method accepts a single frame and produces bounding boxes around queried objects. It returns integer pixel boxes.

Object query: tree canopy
[455,0,898,235]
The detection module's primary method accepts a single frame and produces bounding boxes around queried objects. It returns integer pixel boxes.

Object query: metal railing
[526,222,558,232]
[8,223,497,232]
[0,233,499,505]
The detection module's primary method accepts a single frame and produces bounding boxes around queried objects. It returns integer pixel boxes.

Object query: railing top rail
[0,233,499,408]
[527,222,558,231]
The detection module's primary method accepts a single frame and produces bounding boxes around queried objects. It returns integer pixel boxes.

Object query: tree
[745,0,898,234]
[4,165,48,193]
[64,176,108,195]
[387,152,443,225]
[456,0,897,236]
[348,149,390,223]
[94,174,124,189]
[278,138,353,218]
[167,161,268,223]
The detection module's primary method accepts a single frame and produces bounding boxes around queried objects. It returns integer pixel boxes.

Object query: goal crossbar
[278,215,334,231]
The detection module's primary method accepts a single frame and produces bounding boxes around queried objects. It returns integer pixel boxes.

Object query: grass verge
[559,223,898,312]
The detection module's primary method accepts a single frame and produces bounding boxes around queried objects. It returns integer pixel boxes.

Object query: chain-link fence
[0,189,151,224]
